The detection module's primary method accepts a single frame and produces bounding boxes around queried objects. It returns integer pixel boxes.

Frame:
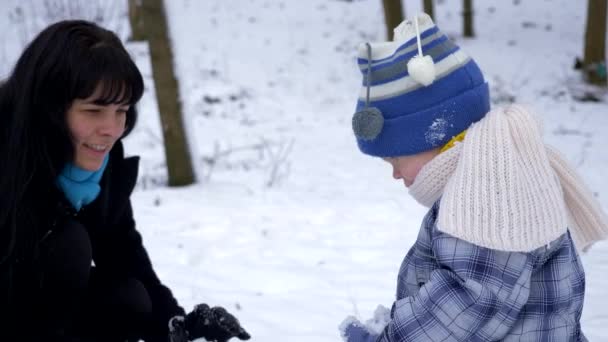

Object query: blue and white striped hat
[352,13,490,157]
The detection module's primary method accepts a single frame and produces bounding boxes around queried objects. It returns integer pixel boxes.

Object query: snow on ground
[2,0,608,341]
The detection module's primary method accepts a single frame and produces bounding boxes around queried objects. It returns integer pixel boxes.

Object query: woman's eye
[84,108,101,113]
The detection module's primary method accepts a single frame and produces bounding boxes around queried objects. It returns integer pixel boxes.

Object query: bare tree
[128,0,145,41]
[583,0,607,86]
[423,0,435,21]
[463,0,474,37]
[129,0,195,186]
[382,0,404,40]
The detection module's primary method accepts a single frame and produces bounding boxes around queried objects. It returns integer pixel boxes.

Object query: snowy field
[2,0,608,341]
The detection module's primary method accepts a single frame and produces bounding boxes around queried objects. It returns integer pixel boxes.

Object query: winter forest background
[1,0,608,341]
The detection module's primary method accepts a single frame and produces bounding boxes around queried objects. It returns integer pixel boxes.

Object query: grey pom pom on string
[352,42,384,141]
[352,107,384,141]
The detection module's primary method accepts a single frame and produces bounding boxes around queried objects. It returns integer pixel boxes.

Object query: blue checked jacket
[377,202,587,342]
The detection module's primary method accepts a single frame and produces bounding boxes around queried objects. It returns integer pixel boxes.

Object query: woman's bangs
[73,47,144,105]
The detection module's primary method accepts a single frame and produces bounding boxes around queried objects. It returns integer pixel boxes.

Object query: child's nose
[392,167,401,180]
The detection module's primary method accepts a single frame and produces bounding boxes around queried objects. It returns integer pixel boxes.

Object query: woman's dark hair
[0,20,144,265]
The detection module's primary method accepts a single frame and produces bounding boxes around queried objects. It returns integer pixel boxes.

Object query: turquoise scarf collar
[56,155,109,211]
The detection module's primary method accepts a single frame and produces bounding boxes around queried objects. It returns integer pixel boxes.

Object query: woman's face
[383,148,440,187]
[66,87,129,171]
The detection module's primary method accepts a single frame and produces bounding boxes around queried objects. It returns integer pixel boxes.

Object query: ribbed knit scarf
[409,105,608,252]
[56,155,109,211]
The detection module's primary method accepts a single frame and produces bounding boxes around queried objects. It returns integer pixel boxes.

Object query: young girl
[0,20,249,342]
[342,13,608,341]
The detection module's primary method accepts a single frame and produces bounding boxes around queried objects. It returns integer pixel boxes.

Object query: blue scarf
[56,155,109,211]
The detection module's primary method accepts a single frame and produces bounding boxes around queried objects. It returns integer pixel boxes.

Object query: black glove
[169,315,189,342]
[169,304,250,342]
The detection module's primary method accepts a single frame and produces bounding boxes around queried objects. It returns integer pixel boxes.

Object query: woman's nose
[99,114,125,137]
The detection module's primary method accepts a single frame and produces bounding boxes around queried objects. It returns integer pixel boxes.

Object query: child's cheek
[405,161,425,181]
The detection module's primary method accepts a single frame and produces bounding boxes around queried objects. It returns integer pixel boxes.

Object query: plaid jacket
[377,202,587,342]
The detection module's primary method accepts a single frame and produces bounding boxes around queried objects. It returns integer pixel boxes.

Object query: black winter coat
[0,141,185,338]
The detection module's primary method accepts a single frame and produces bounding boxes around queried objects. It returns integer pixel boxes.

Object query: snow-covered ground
[2,0,608,341]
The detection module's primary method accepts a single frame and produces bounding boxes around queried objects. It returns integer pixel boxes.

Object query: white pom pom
[407,55,435,86]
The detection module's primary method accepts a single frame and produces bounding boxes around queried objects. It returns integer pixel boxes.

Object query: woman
[0,20,250,342]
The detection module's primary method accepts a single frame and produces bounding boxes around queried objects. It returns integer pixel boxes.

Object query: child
[0,20,249,342]
[341,13,608,341]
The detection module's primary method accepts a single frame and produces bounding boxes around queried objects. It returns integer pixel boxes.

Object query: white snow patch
[425,118,449,145]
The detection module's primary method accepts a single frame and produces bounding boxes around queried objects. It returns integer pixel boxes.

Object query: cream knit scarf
[409,105,608,252]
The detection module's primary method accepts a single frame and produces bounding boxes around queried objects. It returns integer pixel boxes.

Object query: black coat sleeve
[91,142,186,338]
[94,199,186,337]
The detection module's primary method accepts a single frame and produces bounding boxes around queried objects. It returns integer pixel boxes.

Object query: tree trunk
[135,0,195,186]
[463,0,474,37]
[128,0,146,41]
[382,0,404,40]
[583,0,607,86]
[423,0,435,21]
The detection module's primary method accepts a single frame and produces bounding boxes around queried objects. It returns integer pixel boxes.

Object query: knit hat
[352,13,490,157]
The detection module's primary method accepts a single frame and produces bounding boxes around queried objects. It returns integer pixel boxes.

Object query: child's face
[383,148,440,187]
[66,85,129,171]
